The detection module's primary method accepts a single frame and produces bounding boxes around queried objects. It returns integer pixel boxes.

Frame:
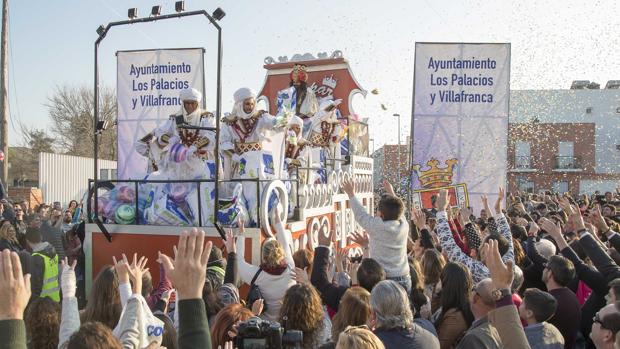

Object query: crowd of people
[0,184,619,349]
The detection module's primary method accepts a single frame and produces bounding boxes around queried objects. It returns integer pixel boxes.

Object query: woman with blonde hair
[0,219,21,252]
[235,210,295,321]
[336,326,385,349]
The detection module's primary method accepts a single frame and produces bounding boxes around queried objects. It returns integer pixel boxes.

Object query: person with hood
[136,88,218,226]
[220,87,287,225]
[22,226,59,301]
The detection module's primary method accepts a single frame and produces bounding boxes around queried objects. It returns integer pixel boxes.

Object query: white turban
[287,114,303,127]
[233,87,256,103]
[179,88,202,102]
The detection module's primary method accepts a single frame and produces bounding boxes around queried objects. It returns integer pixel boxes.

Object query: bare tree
[46,85,117,160]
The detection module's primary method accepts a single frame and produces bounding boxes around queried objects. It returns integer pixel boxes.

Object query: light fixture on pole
[151,5,162,17]
[127,8,138,19]
[212,7,226,21]
[175,1,185,13]
[393,113,401,193]
[96,25,105,36]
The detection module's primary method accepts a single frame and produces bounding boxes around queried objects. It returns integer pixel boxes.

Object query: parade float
[84,49,373,292]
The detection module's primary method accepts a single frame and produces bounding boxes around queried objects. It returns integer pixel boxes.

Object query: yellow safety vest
[32,252,60,302]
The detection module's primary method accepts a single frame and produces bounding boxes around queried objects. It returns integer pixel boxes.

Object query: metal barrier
[88,176,300,231]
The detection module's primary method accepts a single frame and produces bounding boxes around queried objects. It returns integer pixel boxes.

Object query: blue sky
[7,0,620,149]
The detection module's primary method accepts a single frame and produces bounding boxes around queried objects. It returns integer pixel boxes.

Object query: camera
[236,317,303,349]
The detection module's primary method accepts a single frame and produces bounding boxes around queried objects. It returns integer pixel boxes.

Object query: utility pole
[0,0,8,187]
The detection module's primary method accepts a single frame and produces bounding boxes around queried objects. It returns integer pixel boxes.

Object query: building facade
[508,85,620,194]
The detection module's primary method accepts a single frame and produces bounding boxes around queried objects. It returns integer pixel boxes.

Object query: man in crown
[220,87,287,225]
[134,88,218,226]
[277,64,319,136]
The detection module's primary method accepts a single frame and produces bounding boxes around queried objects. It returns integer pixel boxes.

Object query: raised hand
[224,229,236,254]
[411,207,428,230]
[293,267,310,285]
[160,288,175,305]
[559,197,585,232]
[335,246,348,273]
[350,231,369,250]
[591,205,610,234]
[112,254,131,284]
[60,257,77,299]
[481,239,513,290]
[540,218,562,238]
[494,187,505,214]
[158,229,213,300]
[251,298,264,316]
[459,206,473,223]
[342,175,355,197]
[527,221,540,237]
[0,250,31,320]
[383,179,395,196]
[437,189,450,212]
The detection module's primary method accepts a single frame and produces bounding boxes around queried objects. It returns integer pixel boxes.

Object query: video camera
[235,317,303,349]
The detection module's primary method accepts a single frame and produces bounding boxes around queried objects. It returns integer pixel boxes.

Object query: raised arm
[273,207,295,269]
[436,190,490,283]
[58,258,80,348]
[159,230,213,349]
[482,241,531,349]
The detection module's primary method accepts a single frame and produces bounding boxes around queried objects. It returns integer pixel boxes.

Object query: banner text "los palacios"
[128,62,192,110]
[426,57,497,105]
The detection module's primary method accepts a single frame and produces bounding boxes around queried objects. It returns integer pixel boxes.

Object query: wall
[38,153,116,206]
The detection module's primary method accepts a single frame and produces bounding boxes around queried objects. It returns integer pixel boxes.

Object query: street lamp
[393,113,401,193]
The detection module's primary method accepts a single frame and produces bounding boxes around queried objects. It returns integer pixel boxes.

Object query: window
[556,141,578,169]
[517,177,535,193]
[111,169,117,180]
[514,141,532,169]
[99,169,109,180]
[553,181,569,194]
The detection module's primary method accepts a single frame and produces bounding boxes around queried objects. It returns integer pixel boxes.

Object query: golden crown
[292,64,307,73]
[412,158,458,188]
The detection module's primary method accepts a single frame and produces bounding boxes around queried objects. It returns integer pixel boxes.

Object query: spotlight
[175,1,185,13]
[212,7,225,21]
[128,8,138,19]
[96,25,105,36]
[151,5,162,17]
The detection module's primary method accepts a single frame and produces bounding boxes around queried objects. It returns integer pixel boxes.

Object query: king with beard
[220,87,287,226]
[135,88,218,226]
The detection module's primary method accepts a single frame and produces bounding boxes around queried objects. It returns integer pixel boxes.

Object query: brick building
[508,83,620,194]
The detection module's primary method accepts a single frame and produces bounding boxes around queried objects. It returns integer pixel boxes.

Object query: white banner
[410,43,510,210]
[116,48,205,180]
